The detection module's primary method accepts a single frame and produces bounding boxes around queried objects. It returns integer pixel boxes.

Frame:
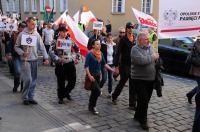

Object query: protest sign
[0,22,6,31]
[57,39,72,50]
[93,21,103,30]
[6,23,17,31]
[158,0,200,38]
[21,34,37,46]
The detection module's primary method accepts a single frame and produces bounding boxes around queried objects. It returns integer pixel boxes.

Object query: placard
[21,34,37,46]
[0,22,6,31]
[93,21,103,30]
[57,39,72,50]
[6,23,17,31]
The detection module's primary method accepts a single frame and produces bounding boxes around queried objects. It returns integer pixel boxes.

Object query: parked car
[158,37,194,74]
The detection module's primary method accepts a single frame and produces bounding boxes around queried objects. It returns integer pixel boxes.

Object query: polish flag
[80,11,97,27]
[65,15,89,57]
[72,11,79,25]
[54,10,68,27]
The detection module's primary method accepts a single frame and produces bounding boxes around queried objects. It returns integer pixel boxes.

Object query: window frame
[49,0,56,12]
[24,0,29,12]
[6,0,9,12]
[40,0,46,12]
[112,0,125,14]
[60,0,68,13]
[141,0,153,14]
[13,0,16,12]
[32,0,37,13]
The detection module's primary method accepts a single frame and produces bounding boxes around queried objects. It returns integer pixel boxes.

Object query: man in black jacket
[111,22,137,110]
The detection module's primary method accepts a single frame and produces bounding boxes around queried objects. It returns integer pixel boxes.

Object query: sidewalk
[0,61,196,132]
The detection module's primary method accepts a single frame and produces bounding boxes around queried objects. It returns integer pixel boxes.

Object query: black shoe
[12,87,18,93]
[0,117,1,120]
[29,100,38,104]
[129,105,137,111]
[111,94,117,105]
[140,123,149,130]
[186,94,192,104]
[59,99,64,104]
[133,116,139,122]
[88,107,99,115]
[66,94,72,100]
[23,100,29,105]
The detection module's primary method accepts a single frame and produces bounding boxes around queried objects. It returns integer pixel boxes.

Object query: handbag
[185,44,200,66]
[84,75,92,90]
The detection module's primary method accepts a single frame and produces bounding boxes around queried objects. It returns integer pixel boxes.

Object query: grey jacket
[190,40,200,77]
[14,28,48,61]
[130,44,156,81]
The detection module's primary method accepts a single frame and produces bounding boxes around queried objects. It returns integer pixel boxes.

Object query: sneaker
[111,94,117,105]
[29,100,38,104]
[88,107,99,115]
[58,99,64,104]
[23,100,29,105]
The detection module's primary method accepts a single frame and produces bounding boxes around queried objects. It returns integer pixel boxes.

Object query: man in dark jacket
[87,29,104,50]
[111,22,137,110]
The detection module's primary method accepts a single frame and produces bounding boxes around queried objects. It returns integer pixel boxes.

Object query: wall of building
[1,0,20,17]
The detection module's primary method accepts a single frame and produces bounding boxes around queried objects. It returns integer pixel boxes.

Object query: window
[40,0,46,12]
[60,0,68,12]
[173,37,194,50]
[112,0,125,13]
[142,0,153,14]
[32,0,37,12]
[6,0,9,12]
[49,0,56,12]
[24,0,29,12]
[13,0,16,12]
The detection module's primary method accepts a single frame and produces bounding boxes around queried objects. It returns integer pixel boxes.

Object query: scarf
[128,36,134,42]
[90,49,101,63]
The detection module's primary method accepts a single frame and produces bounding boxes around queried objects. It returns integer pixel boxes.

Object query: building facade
[1,0,20,18]
[19,0,158,35]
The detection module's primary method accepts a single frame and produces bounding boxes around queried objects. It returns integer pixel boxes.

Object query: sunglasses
[127,26,134,29]
[120,32,125,33]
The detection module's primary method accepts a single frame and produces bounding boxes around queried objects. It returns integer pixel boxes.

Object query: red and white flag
[132,7,157,28]
[72,11,79,25]
[54,10,68,27]
[80,11,97,27]
[65,15,89,57]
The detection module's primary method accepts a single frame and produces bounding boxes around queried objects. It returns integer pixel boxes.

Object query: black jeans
[89,73,101,108]
[193,92,200,132]
[133,79,154,124]
[112,64,137,106]
[55,62,76,100]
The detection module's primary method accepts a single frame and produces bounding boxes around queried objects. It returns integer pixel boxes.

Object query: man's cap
[58,27,68,32]
[126,22,134,29]
[18,22,26,28]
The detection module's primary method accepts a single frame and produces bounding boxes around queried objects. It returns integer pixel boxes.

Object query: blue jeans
[99,64,114,94]
[13,56,21,88]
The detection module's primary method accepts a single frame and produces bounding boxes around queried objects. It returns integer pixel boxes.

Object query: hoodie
[14,28,48,61]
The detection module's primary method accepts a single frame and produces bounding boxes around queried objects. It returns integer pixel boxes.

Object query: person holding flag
[49,26,80,104]
[148,27,157,46]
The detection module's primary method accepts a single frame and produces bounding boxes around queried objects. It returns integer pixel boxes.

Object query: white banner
[0,22,6,31]
[57,39,72,50]
[132,7,157,28]
[93,21,103,30]
[158,0,200,38]
[6,23,17,31]
[21,34,37,46]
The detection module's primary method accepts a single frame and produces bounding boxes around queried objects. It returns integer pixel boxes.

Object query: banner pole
[25,46,29,67]
[62,50,64,66]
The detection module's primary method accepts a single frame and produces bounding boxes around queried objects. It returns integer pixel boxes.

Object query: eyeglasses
[120,32,125,34]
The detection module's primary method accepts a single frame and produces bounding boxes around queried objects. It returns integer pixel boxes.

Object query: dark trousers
[133,79,154,124]
[193,92,200,132]
[112,64,137,106]
[55,62,76,100]
[89,73,101,108]
[187,76,200,98]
